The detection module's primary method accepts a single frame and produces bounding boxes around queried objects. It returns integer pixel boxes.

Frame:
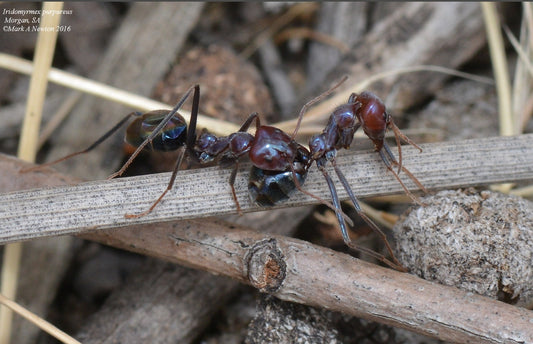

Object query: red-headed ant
[21,80,422,271]
[298,90,427,271]
[351,91,427,199]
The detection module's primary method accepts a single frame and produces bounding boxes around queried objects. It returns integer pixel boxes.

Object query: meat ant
[116,79,350,220]
[351,91,427,199]
[21,82,351,224]
[297,90,428,271]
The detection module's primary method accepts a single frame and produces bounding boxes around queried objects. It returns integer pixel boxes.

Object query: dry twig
[83,219,532,344]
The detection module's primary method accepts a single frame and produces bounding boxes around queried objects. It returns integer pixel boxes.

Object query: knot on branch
[245,238,286,292]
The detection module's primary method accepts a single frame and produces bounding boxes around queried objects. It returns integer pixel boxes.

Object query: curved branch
[81,218,533,344]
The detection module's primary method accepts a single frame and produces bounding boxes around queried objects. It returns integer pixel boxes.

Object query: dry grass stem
[1,134,533,245]
[0,293,81,344]
[0,4,63,344]
[0,53,240,136]
[482,3,514,137]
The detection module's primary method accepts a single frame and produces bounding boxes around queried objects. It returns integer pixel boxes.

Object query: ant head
[195,130,217,150]
[194,130,218,163]
[308,133,327,160]
[294,145,312,172]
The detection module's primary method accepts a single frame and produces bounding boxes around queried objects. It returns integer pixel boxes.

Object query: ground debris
[395,188,533,308]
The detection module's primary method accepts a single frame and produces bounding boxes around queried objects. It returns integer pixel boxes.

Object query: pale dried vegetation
[0,3,532,344]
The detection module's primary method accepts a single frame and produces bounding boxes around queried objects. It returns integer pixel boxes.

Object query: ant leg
[125,85,201,218]
[330,158,406,271]
[389,120,423,152]
[389,120,423,174]
[379,146,426,205]
[383,142,427,194]
[238,112,260,133]
[316,161,351,241]
[291,75,348,139]
[318,161,405,271]
[289,164,354,227]
[185,84,200,156]
[125,146,186,219]
[228,161,243,215]
[110,84,200,179]
[20,112,140,173]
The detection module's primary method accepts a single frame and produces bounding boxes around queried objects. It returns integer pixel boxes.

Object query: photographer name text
[2,8,73,33]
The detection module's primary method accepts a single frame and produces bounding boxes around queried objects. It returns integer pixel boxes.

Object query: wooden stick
[2,134,533,244]
[1,140,532,343]
[81,218,533,344]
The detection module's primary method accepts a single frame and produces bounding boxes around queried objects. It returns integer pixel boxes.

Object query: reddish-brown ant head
[250,126,297,171]
[352,91,388,151]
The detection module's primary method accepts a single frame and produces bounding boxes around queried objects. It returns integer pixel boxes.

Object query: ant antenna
[291,75,348,140]
[20,113,139,173]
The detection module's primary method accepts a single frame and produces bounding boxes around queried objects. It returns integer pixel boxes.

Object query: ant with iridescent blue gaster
[21,83,347,223]
[116,80,348,219]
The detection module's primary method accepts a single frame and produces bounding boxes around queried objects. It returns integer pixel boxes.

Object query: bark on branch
[81,219,533,344]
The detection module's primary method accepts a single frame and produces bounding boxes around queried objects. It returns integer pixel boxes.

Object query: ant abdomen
[352,92,388,149]
[248,167,307,206]
[125,110,188,151]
